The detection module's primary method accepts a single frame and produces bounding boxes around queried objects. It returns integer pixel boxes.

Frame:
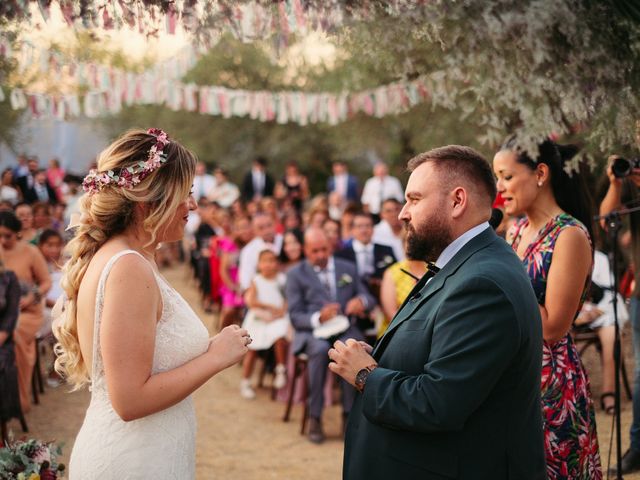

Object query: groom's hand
[328,339,376,388]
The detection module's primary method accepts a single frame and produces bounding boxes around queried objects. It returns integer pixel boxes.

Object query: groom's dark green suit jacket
[343,227,546,480]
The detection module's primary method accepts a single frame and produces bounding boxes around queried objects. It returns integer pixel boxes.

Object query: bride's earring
[537,181,543,187]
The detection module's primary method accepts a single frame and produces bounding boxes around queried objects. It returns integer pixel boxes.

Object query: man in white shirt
[238,212,283,291]
[192,161,217,201]
[360,162,404,222]
[372,198,405,261]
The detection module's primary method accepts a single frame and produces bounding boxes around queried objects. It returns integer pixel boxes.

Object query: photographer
[599,154,640,474]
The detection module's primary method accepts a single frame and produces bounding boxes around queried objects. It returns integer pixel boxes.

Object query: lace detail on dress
[69,250,209,479]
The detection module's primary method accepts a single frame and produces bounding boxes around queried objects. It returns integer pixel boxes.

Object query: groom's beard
[404,215,452,264]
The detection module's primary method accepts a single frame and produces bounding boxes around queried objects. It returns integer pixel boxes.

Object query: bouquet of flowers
[0,438,65,479]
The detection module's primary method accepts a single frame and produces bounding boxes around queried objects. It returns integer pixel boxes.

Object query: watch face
[355,368,369,390]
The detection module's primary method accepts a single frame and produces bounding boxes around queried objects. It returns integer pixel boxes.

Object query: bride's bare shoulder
[78,243,156,306]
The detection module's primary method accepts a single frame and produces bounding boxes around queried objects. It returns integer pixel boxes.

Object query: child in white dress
[240,249,290,399]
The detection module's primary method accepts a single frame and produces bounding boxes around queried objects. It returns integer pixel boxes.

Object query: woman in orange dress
[0,210,51,413]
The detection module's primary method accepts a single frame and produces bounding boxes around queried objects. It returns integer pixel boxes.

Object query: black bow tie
[426,262,440,276]
[399,262,440,282]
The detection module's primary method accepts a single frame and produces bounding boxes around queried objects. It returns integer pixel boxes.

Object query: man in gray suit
[329,146,546,479]
[286,228,375,444]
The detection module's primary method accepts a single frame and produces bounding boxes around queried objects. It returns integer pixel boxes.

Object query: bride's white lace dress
[69,250,209,479]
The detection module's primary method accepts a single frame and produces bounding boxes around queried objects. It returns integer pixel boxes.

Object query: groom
[329,146,546,479]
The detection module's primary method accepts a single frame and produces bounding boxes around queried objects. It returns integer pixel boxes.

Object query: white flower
[338,274,353,287]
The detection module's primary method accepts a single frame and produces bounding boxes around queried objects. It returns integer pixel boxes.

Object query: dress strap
[90,249,148,382]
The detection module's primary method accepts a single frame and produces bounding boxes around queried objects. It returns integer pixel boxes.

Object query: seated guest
[208,168,240,209]
[279,228,305,272]
[307,207,329,230]
[340,203,359,246]
[218,216,253,330]
[286,228,375,444]
[240,250,290,399]
[282,209,302,232]
[37,229,65,387]
[0,168,20,206]
[0,259,21,429]
[0,211,51,413]
[372,198,405,261]
[238,212,283,292]
[260,197,284,234]
[322,218,343,254]
[32,202,53,231]
[335,212,397,299]
[379,251,427,336]
[15,203,38,244]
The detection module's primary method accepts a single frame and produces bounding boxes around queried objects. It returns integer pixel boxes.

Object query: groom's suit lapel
[372,227,496,360]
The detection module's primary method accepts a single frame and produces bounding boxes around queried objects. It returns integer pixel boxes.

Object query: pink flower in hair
[82,128,170,195]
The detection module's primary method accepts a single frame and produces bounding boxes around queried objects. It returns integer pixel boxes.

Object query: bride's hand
[206,325,250,370]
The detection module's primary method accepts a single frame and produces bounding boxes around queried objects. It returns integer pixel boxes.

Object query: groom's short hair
[407,145,496,206]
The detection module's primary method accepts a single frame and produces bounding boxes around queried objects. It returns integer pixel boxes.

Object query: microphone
[489,208,504,230]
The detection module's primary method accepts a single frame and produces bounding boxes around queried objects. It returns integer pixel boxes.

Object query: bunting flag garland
[0,74,432,125]
[0,37,203,93]
[0,1,436,123]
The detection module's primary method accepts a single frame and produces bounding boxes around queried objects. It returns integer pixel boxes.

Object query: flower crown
[82,128,170,195]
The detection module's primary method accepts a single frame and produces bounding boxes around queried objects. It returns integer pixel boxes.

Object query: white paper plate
[313,314,350,339]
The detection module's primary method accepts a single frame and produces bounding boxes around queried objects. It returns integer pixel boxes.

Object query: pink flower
[32,444,51,464]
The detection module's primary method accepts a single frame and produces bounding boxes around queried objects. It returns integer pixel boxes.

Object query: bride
[53,129,251,479]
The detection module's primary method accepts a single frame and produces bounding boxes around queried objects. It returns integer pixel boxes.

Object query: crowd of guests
[2,142,640,478]
[0,153,73,436]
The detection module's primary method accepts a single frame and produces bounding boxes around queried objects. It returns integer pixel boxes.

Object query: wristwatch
[355,364,378,393]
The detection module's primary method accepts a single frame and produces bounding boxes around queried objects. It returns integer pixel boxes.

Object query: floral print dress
[510,213,602,480]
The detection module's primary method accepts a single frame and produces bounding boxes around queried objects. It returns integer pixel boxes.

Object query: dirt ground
[5,262,640,479]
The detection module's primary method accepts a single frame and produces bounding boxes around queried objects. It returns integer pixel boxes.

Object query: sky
[20,3,337,71]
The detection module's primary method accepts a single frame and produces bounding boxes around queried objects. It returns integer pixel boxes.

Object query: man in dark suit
[335,211,396,298]
[241,156,275,202]
[286,227,375,444]
[32,170,58,205]
[327,160,359,204]
[15,158,40,204]
[329,145,546,479]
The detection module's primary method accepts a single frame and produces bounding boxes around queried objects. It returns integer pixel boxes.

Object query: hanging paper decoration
[0,2,435,123]
[0,71,433,124]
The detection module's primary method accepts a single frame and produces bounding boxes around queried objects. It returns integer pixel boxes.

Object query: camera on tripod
[612,156,640,178]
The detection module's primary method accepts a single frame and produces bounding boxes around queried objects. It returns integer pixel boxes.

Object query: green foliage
[339,0,640,163]
[0,32,23,151]
[6,0,628,183]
